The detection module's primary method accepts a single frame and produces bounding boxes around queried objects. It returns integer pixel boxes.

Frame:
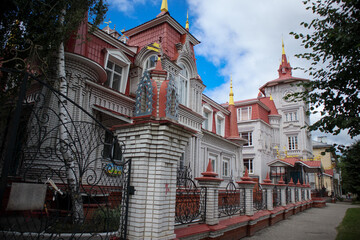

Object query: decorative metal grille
[273,186,281,207]
[295,188,299,202]
[218,180,245,217]
[175,166,206,225]
[134,70,154,116]
[253,184,266,211]
[286,187,291,204]
[0,62,132,239]
[165,74,179,120]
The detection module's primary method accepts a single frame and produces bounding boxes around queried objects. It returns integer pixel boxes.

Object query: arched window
[144,55,157,71]
[178,63,189,106]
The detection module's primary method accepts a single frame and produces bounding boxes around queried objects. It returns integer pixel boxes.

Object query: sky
[102,0,359,147]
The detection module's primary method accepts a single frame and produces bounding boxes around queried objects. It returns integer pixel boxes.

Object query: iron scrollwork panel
[175,167,206,225]
[219,180,245,217]
[0,66,132,240]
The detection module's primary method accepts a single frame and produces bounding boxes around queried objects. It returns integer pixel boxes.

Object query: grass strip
[336,208,360,240]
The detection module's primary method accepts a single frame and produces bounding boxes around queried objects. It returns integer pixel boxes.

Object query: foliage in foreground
[339,141,360,199]
[336,208,360,240]
[290,0,360,138]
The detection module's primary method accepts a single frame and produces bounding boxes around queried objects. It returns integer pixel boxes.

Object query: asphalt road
[242,202,359,240]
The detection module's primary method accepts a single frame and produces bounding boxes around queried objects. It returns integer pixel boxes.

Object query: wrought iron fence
[253,184,266,211]
[286,187,291,204]
[301,188,305,200]
[175,167,206,225]
[218,180,245,217]
[273,186,281,207]
[0,58,131,239]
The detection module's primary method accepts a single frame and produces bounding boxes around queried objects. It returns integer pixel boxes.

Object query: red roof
[259,97,279,115]
[324,169,334,177]
[268,158,322,169]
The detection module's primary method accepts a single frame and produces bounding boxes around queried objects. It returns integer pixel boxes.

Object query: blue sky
[101,0,359,147]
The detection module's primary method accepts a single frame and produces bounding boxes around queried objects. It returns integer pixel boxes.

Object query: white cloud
[187,0,314,103]
[109,0,151,14]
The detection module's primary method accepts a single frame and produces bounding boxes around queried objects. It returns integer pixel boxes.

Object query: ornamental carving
[134,70,154,116]
[165,74,179,120]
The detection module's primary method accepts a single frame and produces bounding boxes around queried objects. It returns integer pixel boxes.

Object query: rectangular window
[105,60,123,91]
[288,136,298,150]
[243,158,254,174]
[240,132,253,146]
[285,111,298,122]
[238,107,252,121]
[222,158,230,177]
[216,118,223,135]
[203,112,209,130]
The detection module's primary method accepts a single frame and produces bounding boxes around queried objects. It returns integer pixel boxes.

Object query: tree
[290,0,360,138]
[339,141,360,200]
[1,0,108,224]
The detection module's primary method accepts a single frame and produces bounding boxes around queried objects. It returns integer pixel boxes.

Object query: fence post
[196,160,223,225]
[237,169,256,216]
[288,178,296,204]
[277,176,287,207]
[296,180,302,202]
[307,184,312,200]
[261,173,274,211]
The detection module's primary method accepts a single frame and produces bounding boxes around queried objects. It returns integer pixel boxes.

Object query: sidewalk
[243,202,359,240]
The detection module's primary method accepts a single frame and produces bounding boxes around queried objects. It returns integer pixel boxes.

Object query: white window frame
[288,135,298,150]
[243,158,254,174]
[237,106,252,121]
[240,132,253,146]
[202,104,213,131]
[104,49,131,93]
[222,157,230,177]
[178,63,189,107]
[215,112,225,137]
[285,111,298,122]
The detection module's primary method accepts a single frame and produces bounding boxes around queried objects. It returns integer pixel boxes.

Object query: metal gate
[0,59,132,239]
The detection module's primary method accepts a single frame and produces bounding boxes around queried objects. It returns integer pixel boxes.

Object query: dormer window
[104,49,131,94]
[105,61,122,91]
[202,104,213,131]
[237,106,252,121]
[215,112,225,137]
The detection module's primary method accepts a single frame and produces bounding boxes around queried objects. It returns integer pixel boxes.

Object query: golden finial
[269,94,273,101]
[275,146,280,158]
[282,38,285,55]
[229,75,234,105]
[161,0,168,12]
[185,10,189,30]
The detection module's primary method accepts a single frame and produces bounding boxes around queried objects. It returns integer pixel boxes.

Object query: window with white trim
[209,154,218,173]
[288,136,298,150]
[105,61,123,91]
[178,63,189,106]
[104,49,131,93]
[237,106,252,121]
[216,113,225,137]
[202,105,213,131]
[240,132,253,146]
[285,111,298,122]
[222,158,230,177]
[243,158,254,174]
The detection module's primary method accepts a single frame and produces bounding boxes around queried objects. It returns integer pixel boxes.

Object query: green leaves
[290,0,360,138]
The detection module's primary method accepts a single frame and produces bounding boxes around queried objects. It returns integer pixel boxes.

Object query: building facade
[229,42,313,183]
